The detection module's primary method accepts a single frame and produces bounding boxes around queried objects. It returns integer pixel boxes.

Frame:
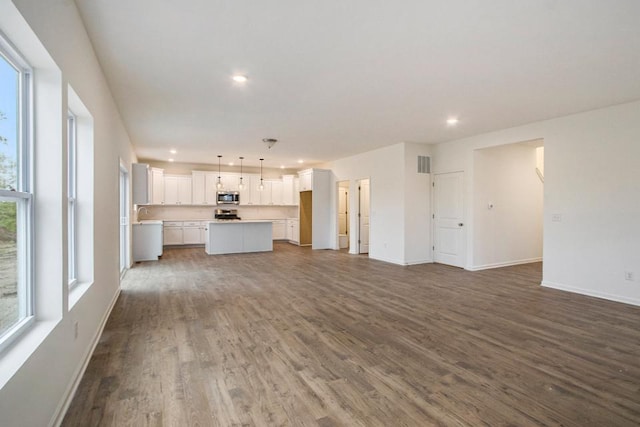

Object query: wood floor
[62,243,640,426]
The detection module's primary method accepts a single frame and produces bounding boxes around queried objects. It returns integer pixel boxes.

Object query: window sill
[69,280,94,310]
[0,318,59,389]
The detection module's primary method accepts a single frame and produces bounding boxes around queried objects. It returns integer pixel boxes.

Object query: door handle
[458,223,464,227]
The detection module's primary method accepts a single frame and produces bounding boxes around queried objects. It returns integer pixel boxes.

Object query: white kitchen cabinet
[258,181,272,205]
[163,221,184,245]
[164,175,192,205]
[192,171,207,205]
[204,173,219,203]
[286,218,299,244]
[298,169,313,191]
[184,221,206,244]
[282,175,296,205]
[133,221,163,261]
[132,164,164,205]
[132,163,150,205]
[151,168,164,204]
[272,220,286,240]
[221,172,240,191]
[270,180,284,205]
[245,175,262,205]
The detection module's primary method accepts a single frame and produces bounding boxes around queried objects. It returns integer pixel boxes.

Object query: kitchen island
[205,220,273,255]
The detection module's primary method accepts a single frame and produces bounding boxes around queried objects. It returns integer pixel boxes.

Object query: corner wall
[322,142,432,265]
[432,100,640,306]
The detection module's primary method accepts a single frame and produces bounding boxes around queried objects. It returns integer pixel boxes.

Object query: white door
[433,172,465,267]
[358,179,370,254]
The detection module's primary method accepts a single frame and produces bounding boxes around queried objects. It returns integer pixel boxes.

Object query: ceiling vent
[417,156,431,174]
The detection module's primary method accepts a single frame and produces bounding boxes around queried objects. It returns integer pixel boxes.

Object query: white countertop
[133,220,163,225]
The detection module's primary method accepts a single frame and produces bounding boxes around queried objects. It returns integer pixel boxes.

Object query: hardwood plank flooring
[62,243,640,426]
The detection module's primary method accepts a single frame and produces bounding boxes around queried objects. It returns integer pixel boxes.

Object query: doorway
[357,179,370,254]
[471,140,544,269]
[119,163,129,277]
[337,181,349,250]
[433,171,465,267]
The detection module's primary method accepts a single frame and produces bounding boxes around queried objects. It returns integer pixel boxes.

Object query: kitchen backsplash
[136,205,298,222]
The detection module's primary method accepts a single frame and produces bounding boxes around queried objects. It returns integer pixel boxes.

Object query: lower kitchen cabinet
[286,218,299,244]
[182,221,206,244]
[164,221,207,245]
[272,220,286,240]
[133,222,163,261]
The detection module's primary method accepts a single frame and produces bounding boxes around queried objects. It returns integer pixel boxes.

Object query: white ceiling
[74,0,640,168]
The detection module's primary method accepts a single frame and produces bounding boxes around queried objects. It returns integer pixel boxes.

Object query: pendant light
[216,155,223,189]
[238,157,245,190]
[258,158,264,191]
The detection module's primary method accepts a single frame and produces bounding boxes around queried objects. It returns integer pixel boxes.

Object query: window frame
[67,111,77,288]
[0,31,34,351]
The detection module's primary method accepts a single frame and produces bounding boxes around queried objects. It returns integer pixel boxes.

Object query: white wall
[403,143,432,264]
[472,142,543,269]
[433,100,640,306]
[322,142,432,265]
[0,1,136,426]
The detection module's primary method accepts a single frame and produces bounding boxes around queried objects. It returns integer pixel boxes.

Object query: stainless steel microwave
[217,191,240,205]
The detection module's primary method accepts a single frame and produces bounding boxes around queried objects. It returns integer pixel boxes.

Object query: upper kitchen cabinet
[132,163,164,205]
[268,180,284,205]
[298,169,313,191]
[164,175,192,205]
[132,163,150,204]
[241,175,263,205]
[282,175,297,205]
[193,171,218,205]
[150,168,164,204]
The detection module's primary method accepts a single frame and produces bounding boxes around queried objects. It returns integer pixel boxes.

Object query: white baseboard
[468,257,542,271]
[404,258,433,266]
[542,281,640,307]
[368,255,405,266]
[50,287,122,427]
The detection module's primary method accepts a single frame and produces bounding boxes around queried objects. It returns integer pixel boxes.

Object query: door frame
[432,171,465,268]
[357,178,370,255]
[119,161,130,279]
[335,180,350,250]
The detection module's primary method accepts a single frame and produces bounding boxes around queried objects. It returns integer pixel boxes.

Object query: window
[67,85,95,307]
[67,111,77,287]
[0,34,33,346]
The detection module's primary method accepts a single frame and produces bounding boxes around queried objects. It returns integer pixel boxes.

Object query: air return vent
[417,156,431,174]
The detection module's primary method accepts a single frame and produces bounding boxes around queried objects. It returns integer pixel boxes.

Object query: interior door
[358,179,370,254]
[433,172,464,267]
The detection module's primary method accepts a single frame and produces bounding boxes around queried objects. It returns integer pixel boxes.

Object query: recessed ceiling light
[228,162,234,166]
[297,159,304,164]
[169,149,177,154]
[280,165,285,169]
[232,75,248,83]
[447,118,459,125]
[168,158,174,162]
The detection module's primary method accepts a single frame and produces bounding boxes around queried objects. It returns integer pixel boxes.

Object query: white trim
[468,257,543,271]
[50,288,122,427]
[404,258,434,266]
[368,254,406,266]
[0,315,34,354]
[541,281,640,307]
